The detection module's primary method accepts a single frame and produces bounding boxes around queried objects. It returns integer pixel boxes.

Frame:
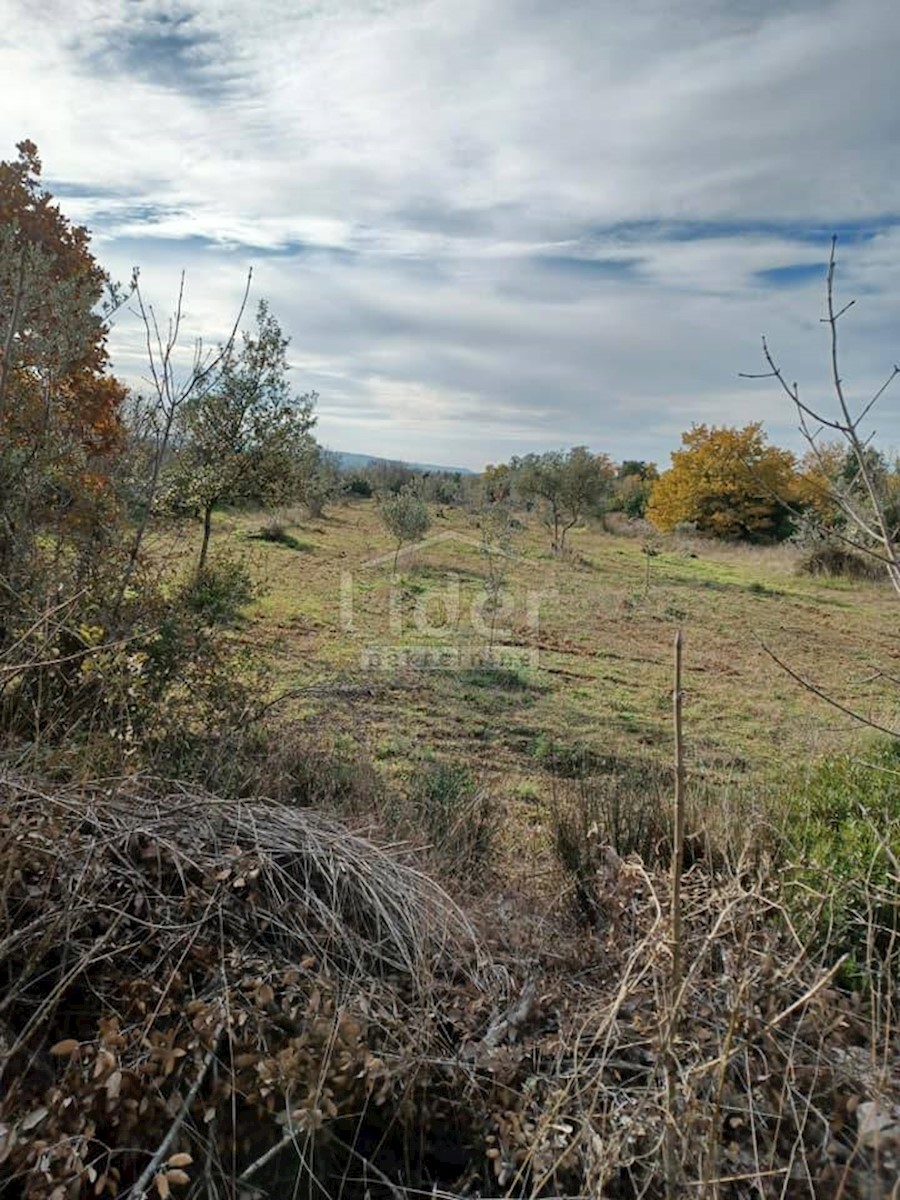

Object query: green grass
[181,501,896,841]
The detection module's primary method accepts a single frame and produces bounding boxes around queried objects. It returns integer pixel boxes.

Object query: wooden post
[672,628,685,1003]
[665,628,686,1198]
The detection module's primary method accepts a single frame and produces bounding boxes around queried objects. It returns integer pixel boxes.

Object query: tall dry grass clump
[0,774,486,1199]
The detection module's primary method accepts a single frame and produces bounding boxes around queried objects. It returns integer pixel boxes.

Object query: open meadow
[211,498,898,843]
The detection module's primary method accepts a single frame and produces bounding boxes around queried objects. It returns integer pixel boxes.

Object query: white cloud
[2,0,899,467]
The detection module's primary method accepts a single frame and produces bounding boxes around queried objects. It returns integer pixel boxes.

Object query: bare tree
[742,236,900,734]
[116,269,252,606]
[741,236,900,594]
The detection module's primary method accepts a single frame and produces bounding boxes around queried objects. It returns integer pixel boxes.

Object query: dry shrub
[797,542,884,581]
[2,776,899,1199]
[0,775,484,1199]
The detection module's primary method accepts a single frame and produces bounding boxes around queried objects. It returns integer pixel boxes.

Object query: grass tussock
[0,773,483,1198]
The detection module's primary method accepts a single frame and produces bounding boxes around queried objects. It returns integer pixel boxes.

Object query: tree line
[481,425,900,552]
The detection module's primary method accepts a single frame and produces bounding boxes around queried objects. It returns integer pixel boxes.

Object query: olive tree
[513,446,614,552]
[379,486,431,572]
[166,301,317,573]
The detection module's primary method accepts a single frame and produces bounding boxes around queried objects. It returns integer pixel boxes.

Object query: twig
[129,1031,222,1199]
[665,628,686,1200]
[760,641,898,739]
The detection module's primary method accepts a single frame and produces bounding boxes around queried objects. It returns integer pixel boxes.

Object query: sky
[2,0,900,471]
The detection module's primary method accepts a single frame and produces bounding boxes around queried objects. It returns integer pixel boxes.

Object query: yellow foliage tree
[794,443,846,523]
[646,423,800,540]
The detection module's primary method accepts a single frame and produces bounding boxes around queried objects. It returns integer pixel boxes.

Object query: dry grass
[1,773,899,1198]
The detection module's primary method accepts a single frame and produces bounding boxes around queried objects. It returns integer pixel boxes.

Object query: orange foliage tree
[0,141,128,589]
[0,139,126,451]
[646,423,801,541]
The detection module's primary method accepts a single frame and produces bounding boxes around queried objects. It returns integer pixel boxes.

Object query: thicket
[0,141,326,781]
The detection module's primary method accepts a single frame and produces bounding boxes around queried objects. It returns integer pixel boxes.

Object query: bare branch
[0,244,28,418]
[760,641,898,739]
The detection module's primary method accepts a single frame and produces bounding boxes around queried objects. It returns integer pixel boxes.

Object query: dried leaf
[94,1049,116,1078]
[154,1173,170,1199]
[50,1038,79,1057]
[166,1170,190,1186]
[166,1153,193,1168]
[20,1106,48,1131]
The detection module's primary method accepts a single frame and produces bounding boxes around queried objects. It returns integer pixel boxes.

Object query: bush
[179,552,260,624]
[407,761,496,873]
[780,741,900,975]
[347,474,374,498]
[256,516,289,544]
[796,542,883,581]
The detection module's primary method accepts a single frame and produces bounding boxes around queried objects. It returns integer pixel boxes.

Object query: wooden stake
[672,628,685,1003]
[665,628,686,1199]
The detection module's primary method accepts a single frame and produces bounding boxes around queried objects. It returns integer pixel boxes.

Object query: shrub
[407,761,496,872]
[780,741,900,975]
[347,474,374,498]
[796,542,883,581]
[179,552,260,624]
[257,516,289,543]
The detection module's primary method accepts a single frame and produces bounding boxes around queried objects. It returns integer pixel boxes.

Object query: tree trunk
[198,502,214,574]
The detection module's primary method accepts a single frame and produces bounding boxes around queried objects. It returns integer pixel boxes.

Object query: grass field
[7,500,899,1199]
[200,498,898,842]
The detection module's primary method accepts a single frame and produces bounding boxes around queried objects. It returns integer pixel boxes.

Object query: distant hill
[330,450,474,475]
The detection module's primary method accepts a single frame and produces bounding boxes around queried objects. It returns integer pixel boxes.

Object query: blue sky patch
[755,262,827,286]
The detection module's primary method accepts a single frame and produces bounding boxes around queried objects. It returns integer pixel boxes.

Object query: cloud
[2,0,899,467]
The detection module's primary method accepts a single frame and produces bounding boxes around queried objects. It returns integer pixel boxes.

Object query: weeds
[780,739,900,978]
[548,760,674,922]
[407,760,497,873]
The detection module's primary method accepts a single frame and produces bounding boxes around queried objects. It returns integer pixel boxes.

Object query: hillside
[331,449,475,475]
